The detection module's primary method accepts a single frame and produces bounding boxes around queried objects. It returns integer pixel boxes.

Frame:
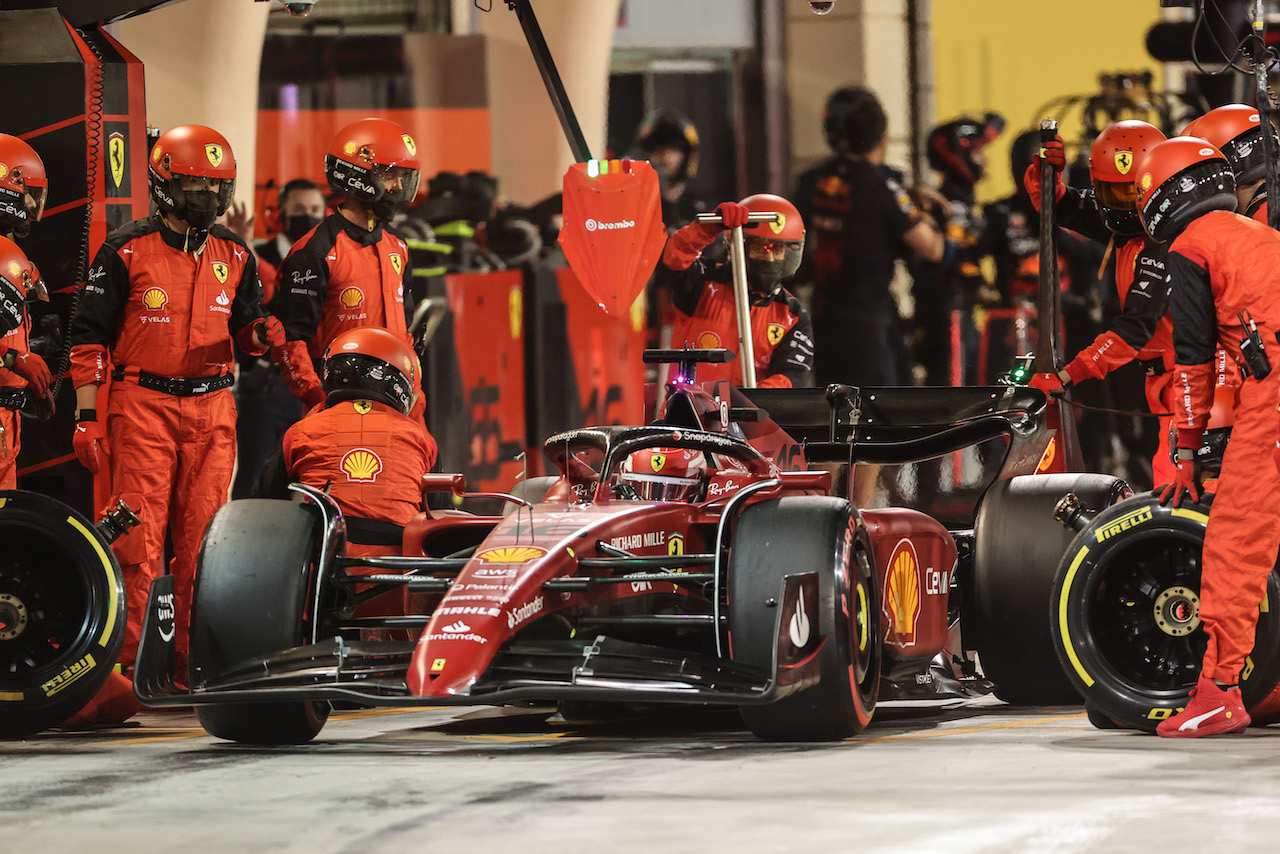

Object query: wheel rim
[0,530,93,679]
[1084,530,1205,693]
[850,547,877,691]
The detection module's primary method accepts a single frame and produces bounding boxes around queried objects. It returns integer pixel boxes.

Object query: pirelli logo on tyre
[1095,506,1153,542]
[41,653,97,698]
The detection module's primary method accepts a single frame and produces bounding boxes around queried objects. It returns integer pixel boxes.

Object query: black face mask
[370,195,401,223]
[284,214,322,243]
[182,189,220,230]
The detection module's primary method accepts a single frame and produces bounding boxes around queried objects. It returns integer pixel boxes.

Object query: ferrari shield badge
[205,144,223,168]
[389,253,403,275]
[211,262,229,284]
[651,452,666,473]
[109,132,126,189]
[1114,150,1133,175]
[558,158,667,317]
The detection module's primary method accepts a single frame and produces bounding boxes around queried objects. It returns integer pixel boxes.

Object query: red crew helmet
[0,134,48,238]
[1183,104,1277,185]
[1135,137,1236,244]
[148,125,237,229]
[739,193,805,296]
[322,326,420,415]
[1088,120,1166,238]
[325,117,422,220]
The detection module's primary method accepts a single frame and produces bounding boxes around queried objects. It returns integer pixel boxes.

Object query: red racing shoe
[1156,675,1249,738]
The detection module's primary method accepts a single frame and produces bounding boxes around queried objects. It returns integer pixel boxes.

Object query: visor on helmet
[618,472,706,503]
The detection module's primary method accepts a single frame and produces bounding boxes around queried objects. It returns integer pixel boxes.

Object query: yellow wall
[932,0,1164,203]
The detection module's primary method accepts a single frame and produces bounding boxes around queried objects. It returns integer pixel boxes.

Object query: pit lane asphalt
[5,696,1278,854]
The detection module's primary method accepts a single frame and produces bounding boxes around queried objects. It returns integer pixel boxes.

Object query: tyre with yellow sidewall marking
[0,490,127,737]
[1050,494,1280,732]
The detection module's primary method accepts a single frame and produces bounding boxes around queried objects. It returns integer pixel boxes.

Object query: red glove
[8,350,50,398]
[1022,135,1067,213]
[694,201,751,239]
[1029,372,1066,396]
[73,415,106,474]
[1157,451,1201,507]
[257,315,286,350]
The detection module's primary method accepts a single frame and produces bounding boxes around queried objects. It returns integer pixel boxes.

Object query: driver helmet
[620,447,708,502]
[739,193,805,297]
[325,117,422,222]
[322,326,420,415]
[926,112,1005,185]
[148,125,237,230]
[0,134,48,238]
[1088,120,1166,238]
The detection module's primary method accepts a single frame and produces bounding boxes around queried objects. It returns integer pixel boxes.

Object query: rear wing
[739,384,1051,474]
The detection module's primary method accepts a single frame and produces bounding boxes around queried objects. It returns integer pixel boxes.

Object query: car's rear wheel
[0,490,126,738]
[729,496,879,741]
[1051,495,1280,732]
[971,473,1130,705]
[190,499,330,744]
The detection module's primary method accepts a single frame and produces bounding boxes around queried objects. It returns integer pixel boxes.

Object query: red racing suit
[69,216,266,672]
[1047,187,1177,486]
[655,224,814,389]
[270,212,421,412]
[256,397,439,633]
[1167,209,1280,685]
[0,301,33,489]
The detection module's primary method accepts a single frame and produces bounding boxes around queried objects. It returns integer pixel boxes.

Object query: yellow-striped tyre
[0,490,127,738]
[1050,494,1280,732]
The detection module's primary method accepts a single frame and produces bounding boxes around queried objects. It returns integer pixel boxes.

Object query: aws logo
[340,447,383,482]
[142,287,169,310]
[339,286,365,309]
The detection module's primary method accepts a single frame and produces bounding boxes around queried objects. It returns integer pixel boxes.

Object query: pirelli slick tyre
[972,473,1131,705]
[1051,495,1280,733]
[190,500,330,745]
[728,497,880,741]
[0,490,126,738]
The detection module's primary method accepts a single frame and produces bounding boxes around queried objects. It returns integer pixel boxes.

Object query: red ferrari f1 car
[125,349,1132,744]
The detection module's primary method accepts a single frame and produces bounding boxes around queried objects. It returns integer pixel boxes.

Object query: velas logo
[143,287,168,310]
[389,253,403,275]
[475,546,546,563]
[767,323,785,345]
[1114,150,1133,175]
[886,539,921,644]
[341,448,383,482]
[340,286,364,309]
[769,213,786,235]
[211,261,229,284]
[401,134,416,156]
[697,331,721,349]
[205,144,223,168]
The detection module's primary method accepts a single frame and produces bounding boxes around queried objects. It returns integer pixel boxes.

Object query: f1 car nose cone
[1153,585,1201,637]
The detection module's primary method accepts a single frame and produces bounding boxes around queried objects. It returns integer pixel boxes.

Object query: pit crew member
[1183,104,1276,222]
[271,118,423,416]
[68,124,279,682]
[654,194,813,389]
[1025,120,1178,486]
[0,236,51,488]
[1135,137,1280,737]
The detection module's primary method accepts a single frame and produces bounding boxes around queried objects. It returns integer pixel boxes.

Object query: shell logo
[143,287,168,310]
[151,145,163,163]
[1140,172,1152,191]
[0,162,8,180]
[476,546,547,564]
[340,447,383,482]
[885,539,921,645]
[8,260,21,278]
[343,141,359,156]
[401,134,417,156]
[697,331,721,349]
[339,286,364,309]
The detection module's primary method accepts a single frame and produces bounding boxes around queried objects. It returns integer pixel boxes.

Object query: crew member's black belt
[1138,357,1166,377]
[0,388,26,410]
[113,368,234,396]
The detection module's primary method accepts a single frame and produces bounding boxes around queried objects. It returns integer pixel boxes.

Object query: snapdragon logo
[585,217,636,232]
